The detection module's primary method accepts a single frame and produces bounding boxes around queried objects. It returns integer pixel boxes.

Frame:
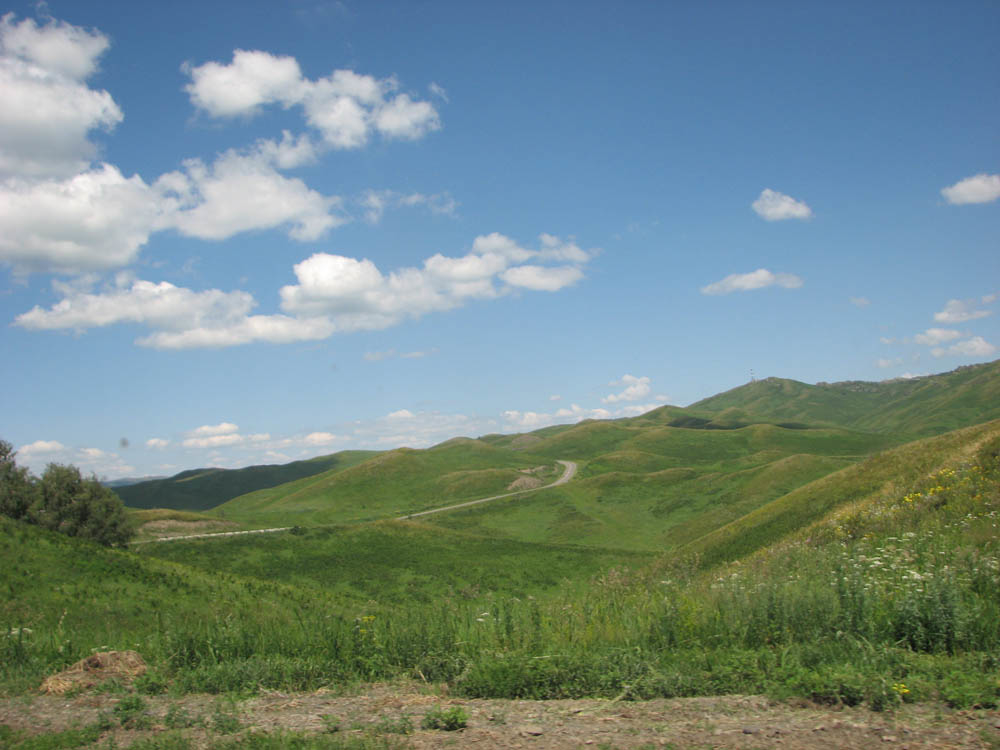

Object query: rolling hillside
[690,360,1000,437]
[114,449,379,511]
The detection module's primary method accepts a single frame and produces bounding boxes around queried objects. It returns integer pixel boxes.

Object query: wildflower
[892,683,910,695]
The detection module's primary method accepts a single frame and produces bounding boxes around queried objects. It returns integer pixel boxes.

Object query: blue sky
[2,0,998,479]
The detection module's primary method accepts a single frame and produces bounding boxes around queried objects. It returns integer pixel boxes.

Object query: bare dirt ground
[3,682,1000,749]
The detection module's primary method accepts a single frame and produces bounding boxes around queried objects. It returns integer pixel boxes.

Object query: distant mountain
[103,476,166,488]
[113,450,380,511]
[688,359,1000,438]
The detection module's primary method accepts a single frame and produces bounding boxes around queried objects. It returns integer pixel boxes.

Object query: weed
[210,701,243,734]
[370,715,412,735]
[420,706,468,731]
[113,695,151,729]
[164,703,199,729]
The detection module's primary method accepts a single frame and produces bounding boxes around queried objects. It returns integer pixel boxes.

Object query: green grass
[209,442,558,526]
[431,424,895,550]
[136,521,652,605]
[690,359,1000,438]
[115,450,381,511]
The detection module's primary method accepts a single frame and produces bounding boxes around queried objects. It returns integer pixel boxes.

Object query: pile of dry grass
[39,650,147,694]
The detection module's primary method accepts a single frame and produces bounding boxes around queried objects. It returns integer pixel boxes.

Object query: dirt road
[397,459,577,520]
[3,684,997,749]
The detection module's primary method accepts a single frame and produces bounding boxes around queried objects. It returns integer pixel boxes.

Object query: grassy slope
[682,418,1000,567]
[137,521,651,605]
[689,359,1000,437]
[210,440,557,526]
[114,450,380,512]
[432,422,896,550]
[0,516,342,693]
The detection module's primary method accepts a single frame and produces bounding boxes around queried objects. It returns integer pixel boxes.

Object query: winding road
[397,459,577,520]
[137,459,577,543]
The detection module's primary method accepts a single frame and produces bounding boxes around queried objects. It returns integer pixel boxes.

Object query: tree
[1,439,134,547]
[0,439,35,521]
[34,463,135,547]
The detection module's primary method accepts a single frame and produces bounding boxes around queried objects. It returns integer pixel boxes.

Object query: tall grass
[3,439,998,708]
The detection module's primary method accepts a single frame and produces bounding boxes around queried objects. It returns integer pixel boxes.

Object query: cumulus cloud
[933,298,993,323]
[16,232,592,349]
[751,189,813,221]
[13,274,335,349]
[931,336,997,359]
[185,49,440,148]
[16,439,133,476]
[914,328,962,346]
[602,374,651,404]
[181,422,269,448]
[877,357,903,368]
[0,13,121,179]
[941,174,1000,205]
[700,268,803,295]
[302,432,338,446]
[850,297,871,307]
[0,165,162,272]
[156,145,344,242]
[279,232,592,332]
[18,439,66,456]
[145,438,169,449]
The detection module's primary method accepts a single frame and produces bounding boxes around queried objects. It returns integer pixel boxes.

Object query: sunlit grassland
[136,522,652,605]
[430,424,896,550]
[3,426,999,709]
[691,359,1000,438]
[115,451,381,512]
[207,441,557,527]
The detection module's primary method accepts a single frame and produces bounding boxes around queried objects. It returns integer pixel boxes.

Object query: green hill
[431,422,896,550]
[689,359,1000,437]
[113,449,379,511]
[209,440,558,525]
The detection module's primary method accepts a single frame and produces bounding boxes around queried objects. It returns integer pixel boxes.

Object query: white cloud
[0,164,161,272]
[850,297,870,307]
[15,439,133,477]
[751,189,813,221]
[359,189,457,223]
[933,298,993,324]
[189,422,239,437]
[501,265,584,292]
[428,82,448,102]
[931,336,997,359]
[602,374,651,404]
[15,274,336,349]
[184,50,440,149]
[387,409,415,419]
[17,231,592,350]
[502,410,553,429]
[18,439,66,456]
[549,394,562,401]
[145,438,169,449]
[157,146,344,242]
[137,314,335,350]
[914,328,962,346]
[941,173,1000,205]
[184,49,303,117]
[302,432,338,446]
[700,268,803,295]
[280,232,592,331]
[0,13,121,179]
[364,349,396,361]
[876,357,903,368]
[15,277,255,332]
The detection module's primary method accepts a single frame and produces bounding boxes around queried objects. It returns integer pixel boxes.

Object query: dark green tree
[34,463,135,547]
[0,439,35,521]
